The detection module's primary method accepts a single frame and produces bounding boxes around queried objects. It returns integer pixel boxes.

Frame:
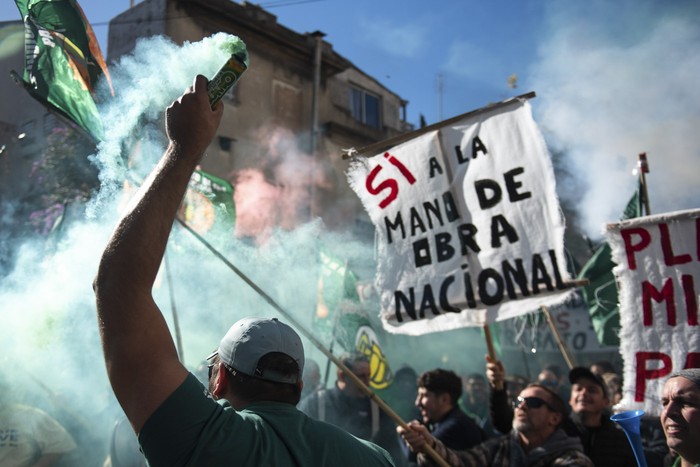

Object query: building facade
[108,0,412,238]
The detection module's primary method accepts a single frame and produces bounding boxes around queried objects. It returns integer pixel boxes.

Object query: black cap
[568,367,608,399]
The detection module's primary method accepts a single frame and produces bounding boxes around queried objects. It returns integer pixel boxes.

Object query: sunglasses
[513,396,556,411]
[207,351,219,380]
[207,352,238,380]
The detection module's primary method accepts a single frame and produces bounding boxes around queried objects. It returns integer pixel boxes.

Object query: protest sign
[607,208,700,415]
[347,97,572,335]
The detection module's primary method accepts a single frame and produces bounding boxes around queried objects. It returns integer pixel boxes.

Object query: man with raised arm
[398,384,592,467]
[94,75,394,467]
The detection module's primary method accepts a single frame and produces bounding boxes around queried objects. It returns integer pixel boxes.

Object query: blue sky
[2,0,699,235]
[1,0,544,125]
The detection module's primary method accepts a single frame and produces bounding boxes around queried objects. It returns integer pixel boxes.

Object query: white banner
[347,99,571,335]
[607,208,700,416]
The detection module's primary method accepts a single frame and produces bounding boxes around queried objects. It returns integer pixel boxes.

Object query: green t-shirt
[139,373,394,467]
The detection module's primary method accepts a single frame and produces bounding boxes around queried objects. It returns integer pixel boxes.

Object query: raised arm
[485,355,514,434]
[93,75,223,432]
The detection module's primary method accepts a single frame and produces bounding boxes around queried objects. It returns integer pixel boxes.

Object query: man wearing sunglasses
[94,76,394,467]
[398,384,593,466]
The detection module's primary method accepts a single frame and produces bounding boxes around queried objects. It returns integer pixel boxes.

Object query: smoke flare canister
[207,52,248,108]
[207,35,249,107]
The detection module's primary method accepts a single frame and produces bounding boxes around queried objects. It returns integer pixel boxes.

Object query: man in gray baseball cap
[211,317,305,383]
[94,76,394,467]
[205,317,306,406]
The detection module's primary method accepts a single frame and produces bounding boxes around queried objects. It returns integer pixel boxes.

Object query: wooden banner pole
[483,324,504,391]
[541,305,575,369]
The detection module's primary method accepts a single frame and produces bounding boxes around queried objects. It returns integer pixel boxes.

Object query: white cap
[214,317,304,384]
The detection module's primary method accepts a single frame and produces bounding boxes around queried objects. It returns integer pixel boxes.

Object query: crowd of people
[2,350,697,466]
[292,352,697,467]
[3,77,697,467]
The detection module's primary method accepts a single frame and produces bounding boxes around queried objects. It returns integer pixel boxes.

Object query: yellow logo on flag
[355,325,392,390]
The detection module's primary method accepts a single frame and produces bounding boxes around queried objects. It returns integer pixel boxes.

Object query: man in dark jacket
[401,369,484,465]
[398,383,593,466]
[299,353,404,465]
[566,367,637,467]
[460,373,502,438]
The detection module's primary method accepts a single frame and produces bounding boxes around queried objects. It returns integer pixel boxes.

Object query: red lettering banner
[606,208,700,415]
[346,97,572,335]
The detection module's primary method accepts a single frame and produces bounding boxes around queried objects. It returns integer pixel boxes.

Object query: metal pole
[164,252,185,362]
[638,152,651,215]
[309,31,324,156]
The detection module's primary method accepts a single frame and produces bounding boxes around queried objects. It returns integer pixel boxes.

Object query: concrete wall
[105,0,412,238]
[0,22,58,206]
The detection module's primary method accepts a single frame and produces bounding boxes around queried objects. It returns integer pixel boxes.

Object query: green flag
[312,247,393,389]
[313,246,359,341]
[14,0,112,141]
[178,169,235,239]
[577,183,643,346]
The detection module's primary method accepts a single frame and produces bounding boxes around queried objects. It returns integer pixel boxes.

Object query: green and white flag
[313,247,393,389]
[577,183,643,345]
[14,0,112,141]
[179,169,235,238]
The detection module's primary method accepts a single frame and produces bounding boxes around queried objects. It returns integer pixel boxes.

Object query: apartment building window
[225,81,241,105]
[43,113,59,135]
[18,120,35,146]
[349,85,381,129]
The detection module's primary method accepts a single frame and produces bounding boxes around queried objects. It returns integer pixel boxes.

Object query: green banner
[578,183,643,346]
[313,246,360,343]
[179,169,235,237]
[14,0,111,141]
[312,247,393,389]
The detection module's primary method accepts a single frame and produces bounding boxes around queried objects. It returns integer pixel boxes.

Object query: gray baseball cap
[212,317,304,384]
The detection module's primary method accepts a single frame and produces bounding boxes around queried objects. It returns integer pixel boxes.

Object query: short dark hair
[543,364,563,379]
[393,365,418,383]
[340,353,369,369]
[465,373,487,383]
[216,352,302,405]
[417,369,462,406]
[591,360,615,374]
